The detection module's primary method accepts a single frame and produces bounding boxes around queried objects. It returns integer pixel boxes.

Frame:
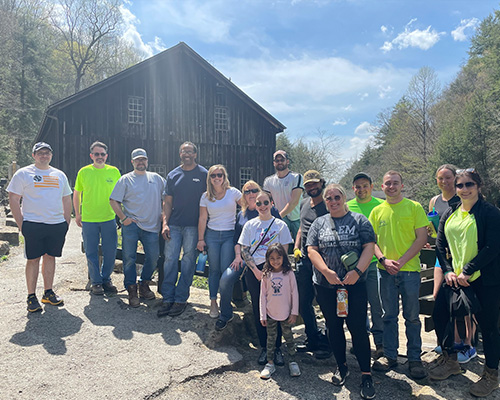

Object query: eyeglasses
[325,195,342,202]
[180,150,194,155]
[456,182,476,189]
[244,188,259,194]
[273,157,286,162]
[210,173,224,179]
[456,168,476,174]
[256,200,270,207]
[93,152,107,157]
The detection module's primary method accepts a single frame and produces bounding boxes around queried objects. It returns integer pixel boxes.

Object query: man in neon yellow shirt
[369,170,428,380]
[74,141,121,295]
[347,172,384,358]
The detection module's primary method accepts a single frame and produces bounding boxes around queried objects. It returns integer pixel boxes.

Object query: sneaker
[435,341,465,355]
[258,348,268,365]
[27,295,42,313]
[372,344,384,360]
[169,302,187,317]
[297,340,318,353]
[102,281,118,294]
[274,347,285,366]
[215,316,233,331]
[428,352,461,380]
[157,302,174,318]
[458,346,477,364]
[409,360,427,379]
[41,290,64,306]
[315,349,333,359]
[260,363,276,380]
[360,375,376,399]
[470,365,499,397]
[372,356,397,372]
[90,284,104,295]
[332,365,349,386]
[138,281,155,300]
[289,361,301,377]
[209,303,220,319]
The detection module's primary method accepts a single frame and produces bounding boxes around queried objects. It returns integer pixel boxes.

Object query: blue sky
[121,0,498,164]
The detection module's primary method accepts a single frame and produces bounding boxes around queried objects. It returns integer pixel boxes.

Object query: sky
[121,0,498,164]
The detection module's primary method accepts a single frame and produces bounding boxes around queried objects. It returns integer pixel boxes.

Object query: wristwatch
[378,256,387,264]
[353,267,363,277]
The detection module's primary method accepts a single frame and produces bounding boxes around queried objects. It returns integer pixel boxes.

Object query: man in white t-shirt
[8,142,72,313]
[263,150,304,240]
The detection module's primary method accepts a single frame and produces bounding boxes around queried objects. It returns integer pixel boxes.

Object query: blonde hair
[240,180,261,212]
[323,183,349,212]
[206,164,231,201]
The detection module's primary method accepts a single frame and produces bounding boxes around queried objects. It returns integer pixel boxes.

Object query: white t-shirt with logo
[199,186,242,231]
[7,164,72,224]
[263,171,304,221]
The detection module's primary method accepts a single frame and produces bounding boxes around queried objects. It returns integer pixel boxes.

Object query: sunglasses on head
[456,182,476,189]
[244,188,259,194]
[325,195,342,202]
[210,173,224,178]
[93,152,106,157]
[456,168,476,174]
[256,200,270,207]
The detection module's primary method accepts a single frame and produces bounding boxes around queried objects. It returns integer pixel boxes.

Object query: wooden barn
[36,42,285,187]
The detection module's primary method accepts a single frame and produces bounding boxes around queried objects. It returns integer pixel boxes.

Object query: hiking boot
[90,284,104,295]
[157,302,174,318]
[138,281,155,300]
[127,284,140,308]
[289,361,301,377]
[41,290,64,306]
[428,352,461,380]
[372,356,397,372]
[169,302,187,317]
[274,347,285,366]
[360,374,376,399]
[332,365,349,386]
[372,344,384,360]
[469,365,499,397]
[260,363,276,380]
[409,360,427,379]
[102,281,118,294]
[27,295,42,313]
[458,346,477,364]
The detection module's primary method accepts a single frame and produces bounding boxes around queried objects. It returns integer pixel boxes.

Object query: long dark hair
[263,243,292,276]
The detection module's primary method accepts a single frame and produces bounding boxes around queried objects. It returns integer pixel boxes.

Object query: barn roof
[37,42,286,141]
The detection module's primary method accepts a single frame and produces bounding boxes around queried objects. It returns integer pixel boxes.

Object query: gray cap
[32,142,53,153]
[131,148,148,160]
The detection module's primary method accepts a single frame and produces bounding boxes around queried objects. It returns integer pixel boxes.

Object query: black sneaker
[360,374,376,399]
[102,281,118,294]
[297,340,319,353]
[258,348,268,365]
[41,290,64,306]
[332,365,349,386]
[169,302,187,317]
[157,302,174,318]
[91,284,104,295]
[274,347,285,366]
[27,295,42,313]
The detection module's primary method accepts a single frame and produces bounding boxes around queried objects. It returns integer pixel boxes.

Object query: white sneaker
[209,303,220,319]
[260,363,276,379]
[289,361,301,377]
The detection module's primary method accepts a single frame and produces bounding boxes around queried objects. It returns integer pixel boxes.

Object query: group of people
[7,141,500,399]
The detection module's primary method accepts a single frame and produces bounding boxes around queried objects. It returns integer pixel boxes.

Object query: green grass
[191,275,209,290]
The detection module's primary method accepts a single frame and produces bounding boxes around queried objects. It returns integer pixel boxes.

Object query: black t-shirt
[299,197,328,254]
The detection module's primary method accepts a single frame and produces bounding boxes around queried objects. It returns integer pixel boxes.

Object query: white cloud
[380,25,388,33]
[381,19,444,52]
[354,121,374,136]
[349,122,376,152]
[332,118,348,126]
[378,85,393,99]
[359,92,369,100]
[451,18,480,41]
[342,104,353,111]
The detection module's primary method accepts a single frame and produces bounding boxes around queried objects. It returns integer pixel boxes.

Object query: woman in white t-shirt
[197,165,242,319]
[239,190,293,365]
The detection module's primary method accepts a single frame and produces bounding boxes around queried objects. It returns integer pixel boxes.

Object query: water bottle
[196,249,207,273]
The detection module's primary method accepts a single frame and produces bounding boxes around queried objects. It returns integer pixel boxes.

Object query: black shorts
[22,221,69,260]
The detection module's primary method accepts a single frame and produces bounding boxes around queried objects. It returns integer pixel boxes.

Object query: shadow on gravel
[9,307,84,355]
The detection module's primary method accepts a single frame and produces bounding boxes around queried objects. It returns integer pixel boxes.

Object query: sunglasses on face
[256,200,270,207]
[210,173,224,178]
[93,152,106,157]
[180,150,194,155]
[325,195,342,202]
[244,188,259,194]
[456,182,476,189]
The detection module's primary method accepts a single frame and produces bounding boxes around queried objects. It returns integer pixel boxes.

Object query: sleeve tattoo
[241,246,257,270]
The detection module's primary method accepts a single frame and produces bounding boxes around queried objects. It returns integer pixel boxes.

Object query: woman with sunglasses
[197,165,242,321]
[239,190,293,366]
[307,184,376,399]
[429,169,500,398]
[216,180,280,332]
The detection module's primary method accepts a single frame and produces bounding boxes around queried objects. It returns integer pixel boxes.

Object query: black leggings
[315,282,371,373]
[245,263,282,349]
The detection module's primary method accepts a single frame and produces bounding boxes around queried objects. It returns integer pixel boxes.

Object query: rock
[5,218,17,227]
[0,227,19,246]
[0,241,9,256]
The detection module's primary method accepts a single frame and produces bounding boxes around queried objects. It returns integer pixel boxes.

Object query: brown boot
[138,281,155,300]
[127,284,140,308]
[470,365,499,397]
[428,351,461,380]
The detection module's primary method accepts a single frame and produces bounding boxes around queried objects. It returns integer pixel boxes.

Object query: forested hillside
[341,9,500,207]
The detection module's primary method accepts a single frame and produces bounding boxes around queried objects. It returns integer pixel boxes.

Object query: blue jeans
[122,222,159,288]
[295,256,320,344]
[219,264,245,322]
[366,262,384,346]
[82,219,117,285]
[205,228,235,300]
[379,269,422,361]
[160,225,197,303]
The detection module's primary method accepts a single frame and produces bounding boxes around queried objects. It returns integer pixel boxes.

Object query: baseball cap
[303,170,323,185]
[273,150,288,160]
[32,142,53,153]
[131,148,148,160]
[352,172,372,184]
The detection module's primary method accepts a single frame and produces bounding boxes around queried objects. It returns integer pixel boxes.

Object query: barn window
[215,106,228,133]
[149,164,166,177]
[239,167,253,188]
[128,96,144,124]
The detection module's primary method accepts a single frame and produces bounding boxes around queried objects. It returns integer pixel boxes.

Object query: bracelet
[120,216,129,224]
